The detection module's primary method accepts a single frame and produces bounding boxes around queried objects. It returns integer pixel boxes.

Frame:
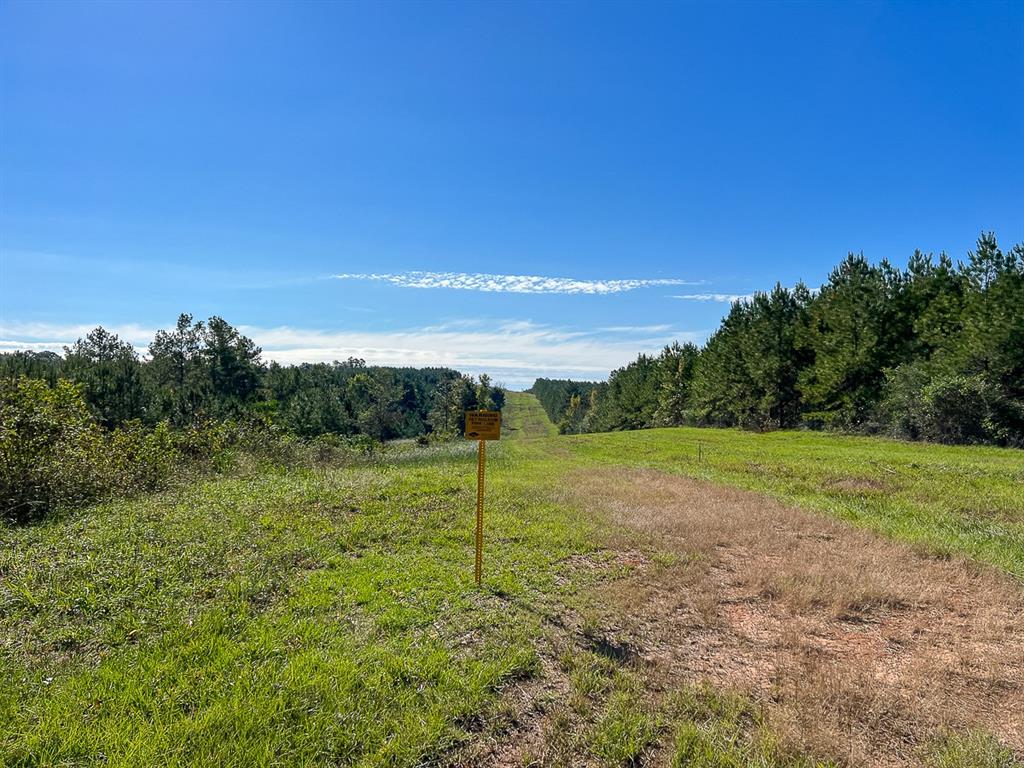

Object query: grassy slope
[2,423,1021,766]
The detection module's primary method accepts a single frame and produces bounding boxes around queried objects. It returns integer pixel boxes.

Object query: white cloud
[0,319,707,388]
[598,324,673,333]
[672,293,753,303]
[0,321,159,342]
[333,270,701,295]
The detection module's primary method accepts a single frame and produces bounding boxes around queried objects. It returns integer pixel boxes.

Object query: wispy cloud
[333,270,701,295]
[0,320,707,388]
[672,293,753,303]
[598,324,673,333]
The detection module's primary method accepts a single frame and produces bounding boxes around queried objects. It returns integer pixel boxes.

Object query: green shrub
[920,374,996,444]
[1,377,390,524]
[880,366,1022,445]
[1,378,107,522]
[307,432,382,463]
[106,420,181,494]
[2,379,209,523]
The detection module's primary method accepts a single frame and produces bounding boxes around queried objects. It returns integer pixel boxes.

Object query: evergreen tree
[653,342,698,426]
[737,284,811,428]
[587,354,659,431]
[690,301,756,427]
[346,371,403,441]
[567,232,1021,445]
[63,327,145,427]
[901,251,966,360]
[427,375,477,436]
[148,314,209,425]
[797,255,905,428]
[202,316,263,416]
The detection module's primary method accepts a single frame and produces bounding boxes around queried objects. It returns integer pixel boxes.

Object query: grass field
[563,427,1024,578]
[503,391,560,439]
[2,394,1022,766]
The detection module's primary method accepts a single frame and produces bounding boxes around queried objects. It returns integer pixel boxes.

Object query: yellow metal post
[464,410,498,587]
[475,438,485,585]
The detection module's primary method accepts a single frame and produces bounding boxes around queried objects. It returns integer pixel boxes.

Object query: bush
[1,378,107,522]
[878,362,932,440]
[2,379,203,523]
[1,377,394,524]
[920,374,996,444]
[880,365,1022,445]
[106,421,181,494]
[306,432,381,463]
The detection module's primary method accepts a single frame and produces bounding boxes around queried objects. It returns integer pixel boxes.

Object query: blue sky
[2,1,1022,387]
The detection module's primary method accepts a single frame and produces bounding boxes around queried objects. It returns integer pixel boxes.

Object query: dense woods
[1,315,502,521]
[1,314,502,439]
[533,233,1024,446]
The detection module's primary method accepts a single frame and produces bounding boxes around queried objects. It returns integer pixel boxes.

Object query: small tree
[475,374,496,410]
[427,376,473,437]
[346,371,402,440]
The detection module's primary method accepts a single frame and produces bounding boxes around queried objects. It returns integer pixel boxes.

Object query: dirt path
[478,467,1024,766]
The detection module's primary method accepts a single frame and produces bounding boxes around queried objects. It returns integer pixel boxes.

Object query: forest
[0,314,502,522]
[532,233,1024,446]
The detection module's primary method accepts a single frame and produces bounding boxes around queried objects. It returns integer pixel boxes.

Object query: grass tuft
[927,730,1023,768]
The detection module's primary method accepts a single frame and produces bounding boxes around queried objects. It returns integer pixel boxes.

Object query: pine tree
[63,327,145,428]
[797,254,905,428]
[653,342,698,426]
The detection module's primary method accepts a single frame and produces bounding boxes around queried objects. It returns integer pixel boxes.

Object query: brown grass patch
[552,468,1024,766]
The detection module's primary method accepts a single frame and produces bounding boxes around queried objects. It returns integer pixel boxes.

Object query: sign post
[465,410,501,586]
[475,438,485,585]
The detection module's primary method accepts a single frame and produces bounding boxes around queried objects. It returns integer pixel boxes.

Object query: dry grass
[555,468,1024,766]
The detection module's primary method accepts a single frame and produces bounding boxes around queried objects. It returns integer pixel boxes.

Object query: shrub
[1,379,199,523]
[1,378,107,522]
[919,374,996,444]
[878,362,932,440]
[1,377,392,524]
[880,365,1022,445]
[106,420,181,495]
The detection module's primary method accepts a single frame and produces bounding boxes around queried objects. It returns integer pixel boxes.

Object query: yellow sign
[465,410,501,440]
[465,410,500,586]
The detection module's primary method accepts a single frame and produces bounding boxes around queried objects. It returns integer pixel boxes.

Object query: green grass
[927,731,1023,768]
[502,391,559,439]
[0,442,596,766]
[2,424,1021,765]
[668,686,836,768]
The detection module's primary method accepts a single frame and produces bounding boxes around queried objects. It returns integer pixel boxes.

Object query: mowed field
[2,394,1022,767]
[503,391,560,439]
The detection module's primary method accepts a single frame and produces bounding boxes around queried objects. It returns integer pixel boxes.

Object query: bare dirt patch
[549,468,1024,766]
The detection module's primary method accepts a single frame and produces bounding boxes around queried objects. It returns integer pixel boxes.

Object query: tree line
[531,233,1023,446]
[1,313,503,441]
[3,315,506,521]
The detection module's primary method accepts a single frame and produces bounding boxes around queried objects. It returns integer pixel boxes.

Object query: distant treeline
[1,313,503,441]
[532,233,1023,446]
[2,315,506,521]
